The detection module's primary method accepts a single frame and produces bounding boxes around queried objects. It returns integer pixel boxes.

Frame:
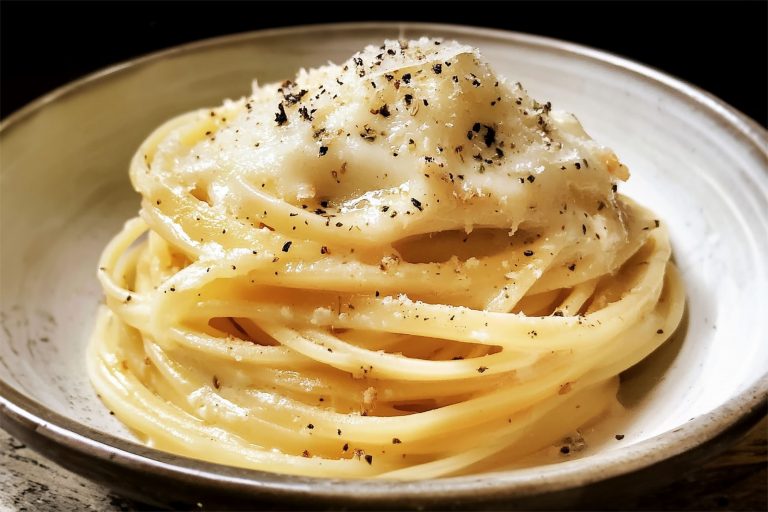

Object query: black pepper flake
[495,148,504,157]
[392,438,401,444]
[477,366,488,373]
[298,106,314,121]
[319,146,328,156]
[283,89,307,104]
[213,375,221,389]
[307,423,314,429]
[568,264,576,271]
[401,73,412,84]
[467,131,474,140]
[411,198,423,211]
[364,454,373,465]
[342,443,349,452]
[656,329,664,334]
[553,311,564,317]
[524,250,534,256]
[575,162,581,170]
[526,175,535,183]
[335,222,343,227]
[282,241,292,252]
[360,126,376,142]
[375,290,380,297]
[560,446,570,455]
[381,205,390,212]
[615,434,625,440]
[422,99,429,106]
[387,49,396,56]
[432,63,442,74]
[302,450,310,457]
[598,201,606,211]
[320,246,329,255]
[582,224,587,235]
[612,184,618,192]
[654,219,660,228]
[472,123,481,133]
[378,104,391,117]
[274,103,288,126]
[483,125,496,147]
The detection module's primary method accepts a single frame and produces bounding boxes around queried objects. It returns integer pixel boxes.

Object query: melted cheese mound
[89,38,684,479]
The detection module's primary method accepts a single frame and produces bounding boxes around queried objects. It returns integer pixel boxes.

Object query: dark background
[1,1,767,126]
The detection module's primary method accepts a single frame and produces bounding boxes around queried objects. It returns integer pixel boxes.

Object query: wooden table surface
[1,417,765,511]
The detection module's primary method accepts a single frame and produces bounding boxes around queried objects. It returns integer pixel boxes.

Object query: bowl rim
[1,21,767,505]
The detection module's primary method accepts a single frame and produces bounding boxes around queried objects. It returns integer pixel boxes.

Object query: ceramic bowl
[1,23,766,509]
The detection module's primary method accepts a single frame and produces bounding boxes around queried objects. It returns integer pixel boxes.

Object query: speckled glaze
[0,23,766,509]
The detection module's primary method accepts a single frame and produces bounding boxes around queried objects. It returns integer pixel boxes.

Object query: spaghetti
[88,38,685,478]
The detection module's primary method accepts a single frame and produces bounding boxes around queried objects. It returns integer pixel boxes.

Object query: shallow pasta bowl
[1,23,766,509]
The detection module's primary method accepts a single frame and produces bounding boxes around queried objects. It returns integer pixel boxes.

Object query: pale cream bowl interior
[1,23,766,507]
